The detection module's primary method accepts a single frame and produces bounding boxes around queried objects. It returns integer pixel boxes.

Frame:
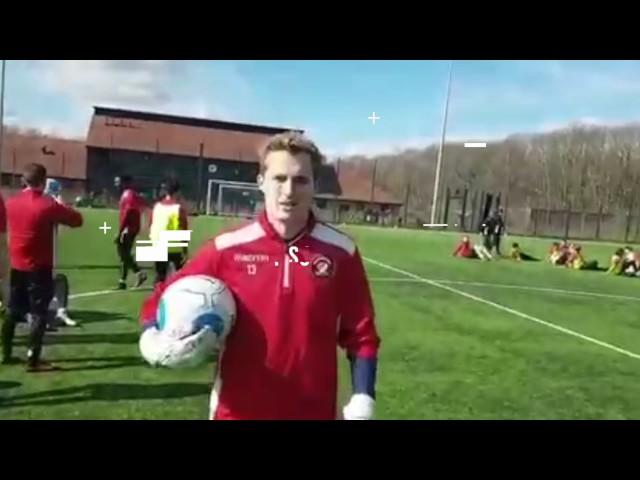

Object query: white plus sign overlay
[368,112,381,125]
[99,221,112,235]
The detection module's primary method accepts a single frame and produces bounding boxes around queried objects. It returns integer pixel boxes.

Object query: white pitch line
[423,224,449,228]
[369,277,640,302]
[364,258,640,360]
[464,142,486,148]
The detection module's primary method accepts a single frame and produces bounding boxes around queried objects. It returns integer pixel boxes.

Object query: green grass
[1,210,639,419]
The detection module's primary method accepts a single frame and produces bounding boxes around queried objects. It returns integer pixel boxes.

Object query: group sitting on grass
[452,234,638,277]
[547,240,640,276]
[548,241,598,270]
[565,244,600,271]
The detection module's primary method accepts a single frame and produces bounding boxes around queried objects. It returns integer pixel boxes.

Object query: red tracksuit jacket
[6,188,83,271]
[140,211,380,420]
[119,188,146,237]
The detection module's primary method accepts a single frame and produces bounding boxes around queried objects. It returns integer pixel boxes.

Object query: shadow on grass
[16,332,139,347]
[54,355,144,372]
[0,382,210,409]
[58,265,120,271]
[67,310,130,325]
[53,355,138,363]
[0,381,21,390]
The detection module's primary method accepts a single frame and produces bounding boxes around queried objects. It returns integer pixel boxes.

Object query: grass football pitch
[0,209,639,419]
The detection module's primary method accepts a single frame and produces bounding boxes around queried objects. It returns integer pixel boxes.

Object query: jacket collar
[258,209,316,243]
[23,186,44,196]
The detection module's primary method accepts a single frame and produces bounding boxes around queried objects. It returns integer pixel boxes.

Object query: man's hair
[164,177,180,196]
[260,131,324,178]
[23,163,47,187]
[615,248,624,256]
[512,242,519,248]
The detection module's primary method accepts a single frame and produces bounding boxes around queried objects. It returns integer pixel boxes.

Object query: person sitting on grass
[622,249,640,277]
[453,236,492,261]
[621,246,636,275]
[566,245,599,271]
[549,241,569,265]
[607,248,625,275]
[510,242,540,262]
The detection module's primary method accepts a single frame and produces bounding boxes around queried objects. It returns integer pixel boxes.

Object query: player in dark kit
[115,175,147,290]
[2,164,83,371]
[480,214,496,252]
[492,208,506,256]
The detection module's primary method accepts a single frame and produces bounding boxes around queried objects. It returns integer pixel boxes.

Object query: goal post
[206,179,263,217]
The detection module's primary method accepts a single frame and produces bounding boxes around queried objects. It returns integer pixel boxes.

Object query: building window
[316,198,328,209]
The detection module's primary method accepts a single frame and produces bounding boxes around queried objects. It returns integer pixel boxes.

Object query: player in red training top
[2,163,83,371]
[115,175,147,290]
[0,189,8,311]
[140,132,381,420]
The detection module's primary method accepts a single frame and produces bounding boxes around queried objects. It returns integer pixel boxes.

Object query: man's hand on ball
[342,394,375,420]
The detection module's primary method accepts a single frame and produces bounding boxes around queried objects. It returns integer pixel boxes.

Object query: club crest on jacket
[311,255,334,278]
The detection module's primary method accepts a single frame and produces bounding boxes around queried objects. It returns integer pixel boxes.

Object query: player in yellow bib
[149,178,189,285]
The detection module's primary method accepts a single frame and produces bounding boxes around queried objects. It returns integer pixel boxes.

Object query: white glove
[139,326,218,369]
[342,394,375,420]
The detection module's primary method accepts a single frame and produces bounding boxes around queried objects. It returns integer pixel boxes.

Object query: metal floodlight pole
[0,60,6,182]
[430,60,453,226]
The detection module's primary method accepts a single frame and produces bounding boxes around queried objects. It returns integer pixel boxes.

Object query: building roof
[316,164,403,206]
[86,106,302,163]
[1,132,87,180]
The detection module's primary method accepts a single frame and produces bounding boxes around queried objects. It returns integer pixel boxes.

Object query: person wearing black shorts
[115,175,147,290]
[2,164,83,371]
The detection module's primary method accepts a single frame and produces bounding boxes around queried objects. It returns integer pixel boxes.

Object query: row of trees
[339,123,640,227]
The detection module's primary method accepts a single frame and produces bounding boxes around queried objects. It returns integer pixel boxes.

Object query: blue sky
[4,60,640,158]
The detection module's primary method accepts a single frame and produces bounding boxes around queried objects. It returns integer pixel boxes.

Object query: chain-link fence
[505,206,640,243]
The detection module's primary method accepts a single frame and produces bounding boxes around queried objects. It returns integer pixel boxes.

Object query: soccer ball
[158,274,236,341]
[140,275,236,368]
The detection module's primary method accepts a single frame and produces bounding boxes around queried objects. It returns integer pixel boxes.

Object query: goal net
[206,180,263,217]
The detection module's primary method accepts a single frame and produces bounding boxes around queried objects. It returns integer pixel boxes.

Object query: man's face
[258,150,315,224]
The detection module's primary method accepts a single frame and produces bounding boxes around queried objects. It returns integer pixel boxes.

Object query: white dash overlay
[423,223,449,228]
[464,142,487,148]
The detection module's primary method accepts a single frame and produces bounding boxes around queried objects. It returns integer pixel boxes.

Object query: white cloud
[20,60,258,137]
[39,60,178,108]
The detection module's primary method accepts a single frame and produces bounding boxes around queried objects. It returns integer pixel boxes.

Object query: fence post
[460,187,468,231]
[403,182,410,227]
[624,208,633,243]
[469,191,478,232]
[595,202,603,240]
[533,208,538,237]
[442,187,451,227]
[563,203,571,240]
